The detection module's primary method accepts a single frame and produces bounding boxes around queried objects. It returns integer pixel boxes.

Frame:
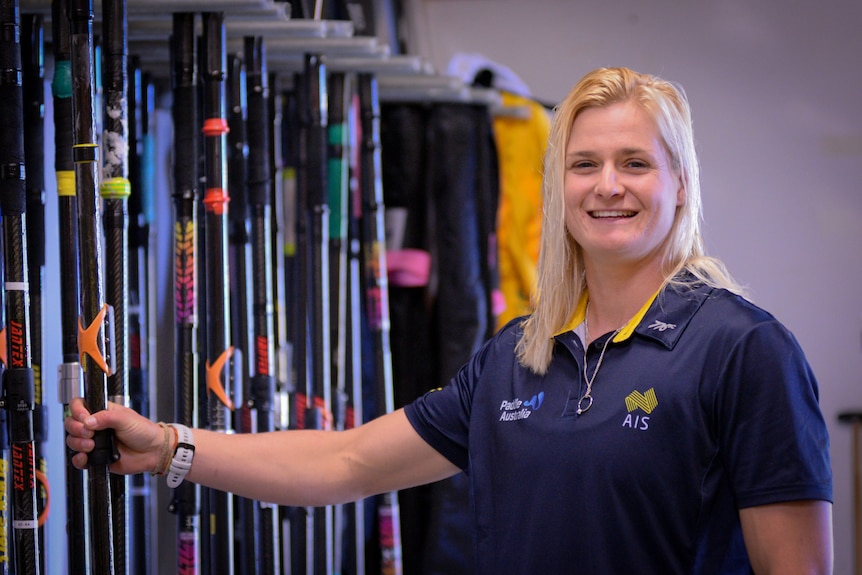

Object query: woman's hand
[64,397,164,475]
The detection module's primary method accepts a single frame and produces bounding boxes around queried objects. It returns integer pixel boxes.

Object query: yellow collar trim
[555,288,661,342]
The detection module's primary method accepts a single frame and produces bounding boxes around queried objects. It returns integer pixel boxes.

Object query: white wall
[405,0,862,571]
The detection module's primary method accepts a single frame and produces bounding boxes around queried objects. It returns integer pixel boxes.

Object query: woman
[66,67,833,573]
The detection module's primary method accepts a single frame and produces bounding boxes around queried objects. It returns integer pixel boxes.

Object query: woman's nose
[595,165,622,197]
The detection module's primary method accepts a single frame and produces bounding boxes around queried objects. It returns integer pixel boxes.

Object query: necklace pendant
[577,395,593,415]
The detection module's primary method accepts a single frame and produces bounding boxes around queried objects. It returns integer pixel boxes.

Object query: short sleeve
[403,332,501,470]
[714,320,832,508]
[404,371,473,470]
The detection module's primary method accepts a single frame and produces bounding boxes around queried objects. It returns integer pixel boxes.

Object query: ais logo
[622,388,658,431]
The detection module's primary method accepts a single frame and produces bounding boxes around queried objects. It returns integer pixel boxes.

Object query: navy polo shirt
[405,281,832,574]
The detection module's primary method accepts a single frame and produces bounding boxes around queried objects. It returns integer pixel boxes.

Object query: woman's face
[563,100,684,271]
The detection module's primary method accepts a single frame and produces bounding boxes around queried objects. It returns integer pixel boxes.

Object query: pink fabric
[492,289,507,317]
[387,249,431,287]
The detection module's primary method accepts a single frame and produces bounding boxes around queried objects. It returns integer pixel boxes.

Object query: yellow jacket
[494,92,550,330]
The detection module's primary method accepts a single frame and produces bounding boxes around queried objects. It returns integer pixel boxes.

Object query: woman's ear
[676,172,686,207]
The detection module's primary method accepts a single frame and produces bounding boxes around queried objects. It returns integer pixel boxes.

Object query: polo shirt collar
[554,280,714,349]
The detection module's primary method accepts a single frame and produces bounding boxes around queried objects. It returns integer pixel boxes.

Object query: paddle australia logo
[499,392,544,422]
[622,388,658,431]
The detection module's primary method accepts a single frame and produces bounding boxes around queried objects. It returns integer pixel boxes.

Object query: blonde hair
[516,67,742,374]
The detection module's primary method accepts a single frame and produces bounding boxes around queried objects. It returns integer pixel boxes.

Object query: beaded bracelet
[152,422,177,476]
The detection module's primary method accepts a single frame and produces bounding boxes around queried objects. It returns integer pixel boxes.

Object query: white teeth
[590,210,635,218]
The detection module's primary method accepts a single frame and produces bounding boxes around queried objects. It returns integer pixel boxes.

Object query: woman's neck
[583,261,667,339]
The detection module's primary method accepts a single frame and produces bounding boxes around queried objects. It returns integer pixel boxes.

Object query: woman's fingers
[65,432,95,452]
[68,397,91,422]
[70,452,89,470]
[64,411,94,439]
[65,398,163,474]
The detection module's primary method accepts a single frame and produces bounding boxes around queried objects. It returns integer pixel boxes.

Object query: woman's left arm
[739,500,833,574]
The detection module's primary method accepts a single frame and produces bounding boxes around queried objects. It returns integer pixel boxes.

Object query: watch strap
[166,423,195,488]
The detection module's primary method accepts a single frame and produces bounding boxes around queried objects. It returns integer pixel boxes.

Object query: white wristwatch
[166,424,195,488]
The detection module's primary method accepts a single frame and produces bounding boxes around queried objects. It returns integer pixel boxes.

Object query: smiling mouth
[589,210,636,219]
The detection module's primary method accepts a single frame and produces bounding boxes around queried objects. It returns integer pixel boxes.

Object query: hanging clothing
[492,91,550,330]
[380,100,500,575]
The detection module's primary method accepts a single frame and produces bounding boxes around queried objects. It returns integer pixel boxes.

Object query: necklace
[578,303,622,415]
